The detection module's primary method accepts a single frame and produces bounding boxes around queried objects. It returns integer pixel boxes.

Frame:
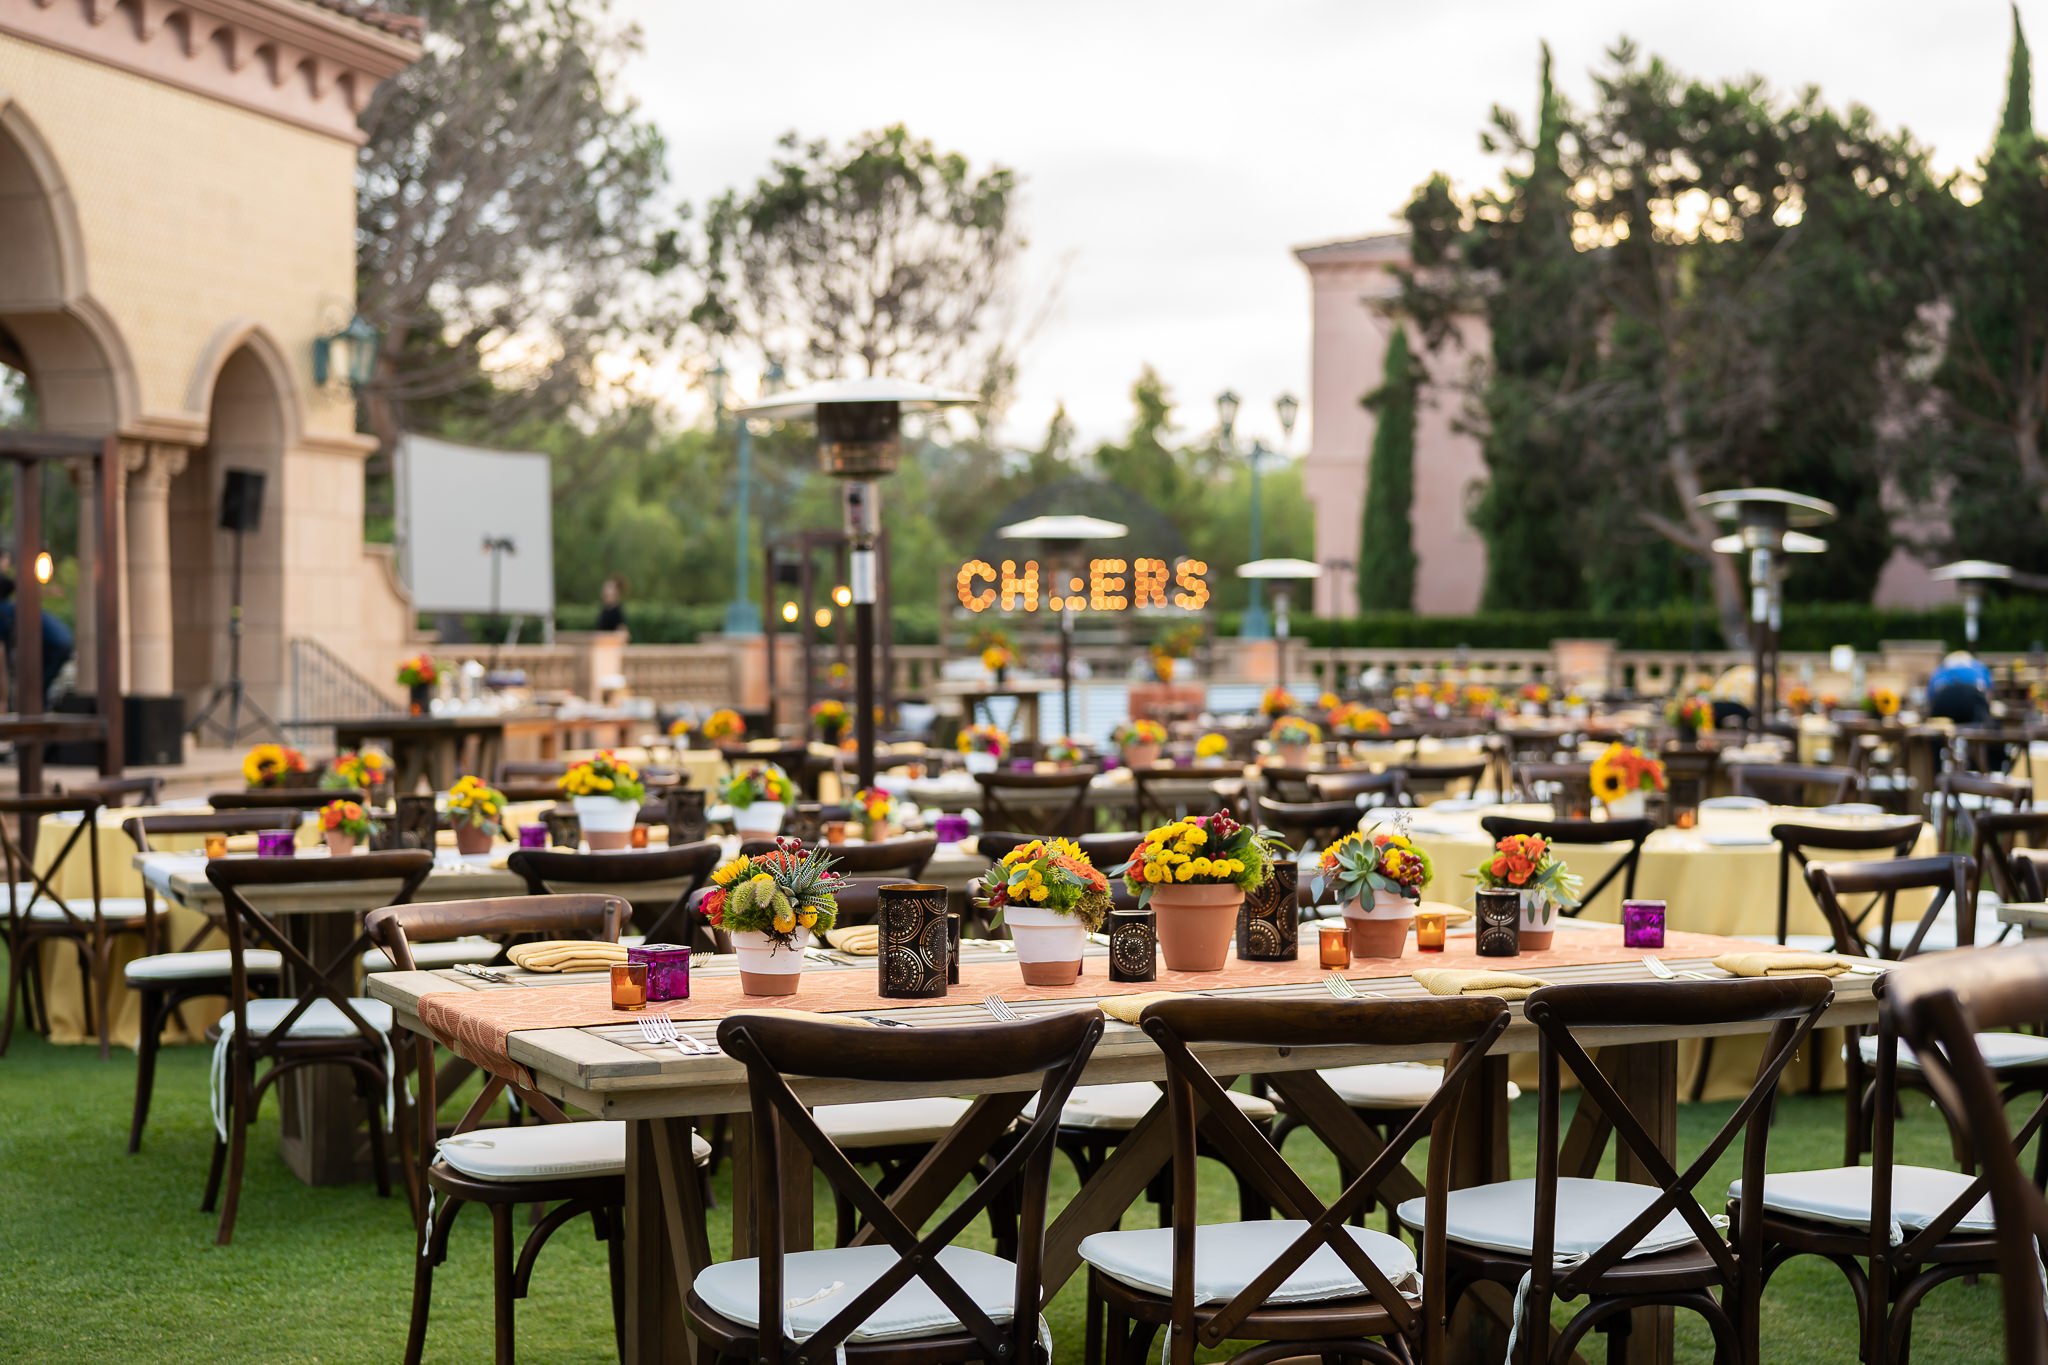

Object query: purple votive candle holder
[1622,899,1666,949]
[518,823,548,849]
[932,813,970,844]
[256,829,295,859]
[627,943,691,1002]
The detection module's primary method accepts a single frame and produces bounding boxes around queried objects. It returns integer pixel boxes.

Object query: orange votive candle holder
[610,962,648,1010]
[203,834,229,860]
[1318,924,1351,969]
[1415,909,1448,952]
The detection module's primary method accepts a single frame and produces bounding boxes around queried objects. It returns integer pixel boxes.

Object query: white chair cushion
[1855,1031,2048,1072]
[1320,1062,1521,1109]
[1079,1219,1418,1306]
[817,1097,973,1148]
[20,897,148,923]
[361,937,500,971]
[693,1244,1017,1343]
[437,1121,712,1182]
[218,996,393,1038]
[1397,1177,1703,1259]
[1881,911,2010,955]
[1730,1164,1992,1234]
[126,949,283,983]
[1023,1081,1276,1131]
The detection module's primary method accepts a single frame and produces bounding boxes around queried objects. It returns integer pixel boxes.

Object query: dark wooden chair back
[1767,819,1924,947]
[1937,770,2033,845]
[1392,758,1489,803]
[1477,815,1657,916]
[1659,746,1719,814]
[211,788,365,812]
[497,781,566,804]
[1128,766,1229,827]
[505,841,721,945]
[1888,941,2048,1365]
[1730,763,1860,807]
[1310,768,1407,808]
[496,760,566,784]
[1514,760,1594,810]
[365,893,626,969]
[815,836,937,880]
[1524,978,1831,1342]
[0,793,107,928]
[1139,994,1509,1362]
[972,768,1097,838]
[58,774,164,807]
[1259,765,1330,803]
[118,809,305,953]
[1968,808,2048,905]
[709,1008,1103,1363]
[2015,847,2048,902]
[974,831,1034,864]
[1807,854,1975,960]
[1254,796,1361,862]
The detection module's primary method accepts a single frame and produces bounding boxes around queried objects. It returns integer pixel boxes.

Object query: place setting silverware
[454,963,540,987]
[636,1014,717,1056]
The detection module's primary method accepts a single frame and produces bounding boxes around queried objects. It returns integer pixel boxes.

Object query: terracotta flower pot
[455,823,494,857]
[1150,882,1243,972]
[1122,742,1163,770]
[1277,743,1312,768]
[1004,902,1087,986]
[323,831,355,857]
[731,927,809,996]
[1343,889,1415,960]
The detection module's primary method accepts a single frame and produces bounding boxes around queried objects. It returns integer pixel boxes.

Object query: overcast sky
[623,0,2035,451]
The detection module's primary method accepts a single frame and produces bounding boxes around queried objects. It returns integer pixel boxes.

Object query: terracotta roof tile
[298,0,423,40]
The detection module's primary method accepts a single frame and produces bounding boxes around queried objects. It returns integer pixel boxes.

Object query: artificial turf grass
[0,1030,2004,1363]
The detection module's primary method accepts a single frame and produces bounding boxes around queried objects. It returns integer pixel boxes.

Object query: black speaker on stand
[188,468,280,745]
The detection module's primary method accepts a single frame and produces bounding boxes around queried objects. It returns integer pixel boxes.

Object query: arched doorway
[172,342,289,716]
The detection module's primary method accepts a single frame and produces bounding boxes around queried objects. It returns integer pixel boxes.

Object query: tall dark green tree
[1357,327,1419,611]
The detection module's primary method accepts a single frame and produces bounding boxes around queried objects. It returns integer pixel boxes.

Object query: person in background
[596,574,628,635]
[1927,649,1994,724]
[0,571,74,701]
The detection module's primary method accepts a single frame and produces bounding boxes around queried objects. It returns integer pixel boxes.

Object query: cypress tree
[2004,1,2032,138]
[1357,328,1419,611]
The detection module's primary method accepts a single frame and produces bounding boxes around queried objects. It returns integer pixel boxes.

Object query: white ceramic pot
[731,800,786,837]
[964,752,999,775]
[1604,792,1648,821]
[1004,902,1088,986]
[573,795,638,850]
[730,926,810,996]
[1518,888,1558,952]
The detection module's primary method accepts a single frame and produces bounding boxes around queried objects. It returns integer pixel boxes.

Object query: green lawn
[0,1028,2006,1363]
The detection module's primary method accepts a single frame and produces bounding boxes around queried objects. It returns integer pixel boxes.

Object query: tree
[356,0,675,455]
[1357,327,1419,610]
[689,126,1025,391]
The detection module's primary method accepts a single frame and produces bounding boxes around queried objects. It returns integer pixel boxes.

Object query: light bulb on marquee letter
[956,559,996,612]
[1172,559,1211,611]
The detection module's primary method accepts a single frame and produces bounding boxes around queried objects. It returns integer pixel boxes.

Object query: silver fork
[1324,974,1360,999]
[982,993,1022,1022]
[637,1014,712,1057]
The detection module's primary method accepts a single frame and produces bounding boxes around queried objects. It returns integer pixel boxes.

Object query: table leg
[1042,1093,1175,1293]
[624,1117,704,1365]
[729,1111,814,1258]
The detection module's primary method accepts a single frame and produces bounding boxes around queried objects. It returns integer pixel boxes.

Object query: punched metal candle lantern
[1108,909,1156,982]
[1474,890,1521,957]
[1623,900,1667,950]
[1236,861,1299,961]
[878,883,950,999]
[664,787,709,844]
[946,912,962,984]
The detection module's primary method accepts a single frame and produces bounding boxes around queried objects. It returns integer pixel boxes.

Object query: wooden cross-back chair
[116,810,301,1152]
[1310,768,1408,809]
[365,893,646,1365]
[57,774,164,807]
[210,787,365,812]
[972,768,1098,838]
[1081,994,1510,1365]
[1478,815,1657,918]
[1260,765,1334,804]
[1253,797,1361,872]
[1888,939,2048,1365]
[1767,819,1924,950]
[1421,977,1830,1365]
[813,836,938,881]
[505,841,721,948]
[201,850,435,1244]
[1513,760,1594,811]
[2016,847,2048,901]
[687,1008,1104,1364]
[1126,766,1230,828]
[1934,769,2032,847]
[1729,763,1860,808]
[1965,806,2048,907]
[0,793,142,1059]
[1392,758,1489,805]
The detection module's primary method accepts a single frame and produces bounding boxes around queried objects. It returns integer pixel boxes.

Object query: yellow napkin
[506,940,629,973]
[1711,951,1853,978]
[1099,992,1183,1025]
[1413,968,1550,1000]
[825,924,880,956]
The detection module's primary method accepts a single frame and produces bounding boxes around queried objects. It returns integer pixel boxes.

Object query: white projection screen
[395,434,556,618]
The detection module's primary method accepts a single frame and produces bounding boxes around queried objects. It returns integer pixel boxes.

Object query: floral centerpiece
[1113,717,1168,768]
[1468,833,1581,952]
[445,774,508,855]
[1313,821,1434,959]
[1463,685,1499,717]
[1328,703,1392,737]
[1151,623,1201,682]
[1783,683,1815,716]
[702,708,746,744]
[1864,686,1902,719]
[559,751,646,849]
[723,762,796,837]
[980,837,1114,985]
[244,743,307,790]
[1268,715,1322,766]
[317,799,373,856]
[666,715,695,748]
[957,723,1009,773]
[1589,742,1665,820]
[323,747,390,794]
[811,698,851,745]
[1044,737,1087,769]
[397,654,438,713]
[702,837,843,995]
[1194,732,1230,764]
[852,785,892,840]
[980,643,1015,679]
[1124,811,1282,971]
[1260,686,1297,718]
[1519,682,1553,710]
[1667,694,1714,743]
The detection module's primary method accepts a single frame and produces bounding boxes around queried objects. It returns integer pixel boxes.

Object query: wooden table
[368,931,1882,1365]
[1999,901,2048,938]
[323,715,509,793]
[930,678,1060,739]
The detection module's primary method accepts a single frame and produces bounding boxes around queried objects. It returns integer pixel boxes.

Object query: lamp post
[739,377,974,787]
[1697,488,1837,730]
[1237,558,1322,690]
[998,514,1129,738]
[1222,391,1298,641]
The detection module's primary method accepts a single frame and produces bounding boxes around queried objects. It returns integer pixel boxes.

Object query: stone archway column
[71,455,131,695]
[125,443,186,697]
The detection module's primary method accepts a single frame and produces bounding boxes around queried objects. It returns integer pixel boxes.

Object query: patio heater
[997,514,1129,739]
[1697,488,1836,730]
[1929,560,2042,648]
[739,377,973,788]
[1236,558,1323,691]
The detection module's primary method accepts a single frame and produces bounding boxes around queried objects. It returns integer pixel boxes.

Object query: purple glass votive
[932,813,970,844]
[256,829,296,859]
[518,823,548,849]
[627,943,691,1002]
[1010,758,1034,773]
[1622,899,1667,950]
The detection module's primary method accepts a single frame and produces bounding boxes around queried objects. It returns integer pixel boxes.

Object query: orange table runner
[415,926,1780,1086]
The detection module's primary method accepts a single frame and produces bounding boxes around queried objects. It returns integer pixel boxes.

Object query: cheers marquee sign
[955,557,1210,614]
